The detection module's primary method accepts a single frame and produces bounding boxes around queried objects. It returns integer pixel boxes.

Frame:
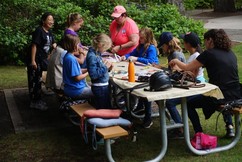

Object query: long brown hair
[136,27,158,55]
[63,34,80,53]
[204,29,231,51]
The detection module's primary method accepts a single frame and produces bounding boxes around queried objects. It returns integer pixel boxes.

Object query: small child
[121,27,160,128]
[153,32,186,70]
[86,33,113,109]
[62,34,93,99]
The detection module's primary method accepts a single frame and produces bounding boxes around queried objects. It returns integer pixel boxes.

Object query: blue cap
[158,32,173,48]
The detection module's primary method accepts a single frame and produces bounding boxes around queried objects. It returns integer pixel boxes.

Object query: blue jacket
[125,44,159,65]
[86,47,109,84]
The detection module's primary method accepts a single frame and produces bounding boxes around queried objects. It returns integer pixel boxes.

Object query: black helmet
[149,71,172,91]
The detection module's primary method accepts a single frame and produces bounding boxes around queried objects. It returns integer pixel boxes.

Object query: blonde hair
[166,37,182,54]
[63,34,80,52]
[92,33,112,51]
[66,13,83,27]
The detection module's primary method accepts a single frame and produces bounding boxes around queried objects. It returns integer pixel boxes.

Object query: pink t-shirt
[110,18,139,56]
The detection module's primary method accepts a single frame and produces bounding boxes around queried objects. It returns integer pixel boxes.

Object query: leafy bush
[0,0,206,65]
[184,0,213,10]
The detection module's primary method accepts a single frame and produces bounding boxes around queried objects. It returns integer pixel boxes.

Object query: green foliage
[130,4,206,40]
[0,0,205,65]
[184,0,213,10]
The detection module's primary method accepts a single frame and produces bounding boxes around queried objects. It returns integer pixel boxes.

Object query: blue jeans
[136,98,152,122]
[187,95,233,133]
[74,86,94,99]
[166,96,198,124]
[91,85,112,109]
[166,98,182,124]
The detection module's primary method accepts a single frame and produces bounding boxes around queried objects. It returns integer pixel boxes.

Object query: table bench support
[145,100,168,162]
[181,97,241,155]
[105,139,115,162]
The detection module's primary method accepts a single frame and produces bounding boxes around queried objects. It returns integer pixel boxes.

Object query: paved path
[188,9,242,42]
[204,15,242,42]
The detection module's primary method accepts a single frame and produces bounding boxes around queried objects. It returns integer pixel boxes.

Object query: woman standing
[110,5,139,56]
[27,12,56,110]
[169,29,241,138]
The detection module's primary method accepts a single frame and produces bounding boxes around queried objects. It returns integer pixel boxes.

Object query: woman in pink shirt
[110,5,139,56]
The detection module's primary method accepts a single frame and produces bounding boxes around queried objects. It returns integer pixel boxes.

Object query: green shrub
[0,0,206,65]
[184,0,213,10]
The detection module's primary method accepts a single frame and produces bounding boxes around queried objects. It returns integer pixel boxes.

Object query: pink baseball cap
[111,5,126,18]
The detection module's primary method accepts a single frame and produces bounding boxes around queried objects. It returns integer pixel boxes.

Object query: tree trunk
[214,0,236,12]
[167,0,185,14]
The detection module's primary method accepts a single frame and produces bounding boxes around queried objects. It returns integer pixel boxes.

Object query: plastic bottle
[128,59,135,82]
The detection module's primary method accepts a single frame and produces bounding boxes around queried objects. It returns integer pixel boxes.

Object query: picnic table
[109,61,241,162]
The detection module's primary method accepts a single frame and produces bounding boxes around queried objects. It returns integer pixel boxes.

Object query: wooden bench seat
[70,102,129,162]
[70,102,95,116]
[96,125,128,139]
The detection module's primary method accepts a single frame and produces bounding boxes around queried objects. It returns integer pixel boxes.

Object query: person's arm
[137,46,158,65]
[73,72,88,82]
[31,44,37,70]
[111,33,139,53]
[87,53,108,80]
[169,59,203,71]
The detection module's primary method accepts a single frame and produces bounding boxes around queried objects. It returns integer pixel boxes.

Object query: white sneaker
[30,100,48,111]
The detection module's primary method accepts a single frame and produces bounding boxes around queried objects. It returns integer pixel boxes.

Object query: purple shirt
[64,29,82,47]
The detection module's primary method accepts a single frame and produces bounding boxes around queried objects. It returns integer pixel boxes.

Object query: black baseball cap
[180,32,200,48]
[158,32,173,48]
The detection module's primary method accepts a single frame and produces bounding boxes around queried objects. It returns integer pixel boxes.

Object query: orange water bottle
[128,59,135,82]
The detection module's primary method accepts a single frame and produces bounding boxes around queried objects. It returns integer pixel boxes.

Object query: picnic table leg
[145,100,167,162]
[105,139,115,162]
[181,97,241,155]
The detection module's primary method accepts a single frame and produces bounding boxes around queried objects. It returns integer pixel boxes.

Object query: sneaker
[133,107,145,114]
[168,129,184,139]
[117,97,125,105]
[225,125,235,138]
[143,120,153,129]
[30,100,48,111]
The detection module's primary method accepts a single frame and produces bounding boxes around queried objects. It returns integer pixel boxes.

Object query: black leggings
[27,63,43,101]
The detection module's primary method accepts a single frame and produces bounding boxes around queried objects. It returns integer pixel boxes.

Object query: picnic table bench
[70,102,128,162]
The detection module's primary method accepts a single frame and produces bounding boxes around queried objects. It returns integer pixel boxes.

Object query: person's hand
[168,59,178,69]
[127,56,138,62]
[104,60,112,69]
[120,56,126,61]
[111,45,121,54]
[31,60,37,70]
[152,63,162,69]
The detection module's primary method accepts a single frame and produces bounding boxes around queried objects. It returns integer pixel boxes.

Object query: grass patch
[0,66,27,90]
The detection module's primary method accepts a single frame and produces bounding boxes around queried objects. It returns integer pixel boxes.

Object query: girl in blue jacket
[86,34,113,109]
[121,27,159,65]
[122,27,159,128]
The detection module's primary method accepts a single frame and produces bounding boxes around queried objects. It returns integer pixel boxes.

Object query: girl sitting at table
[86,33,113,109]
[166,32,205,138]
[62,34,93,100]
[169,29,241,138]
[152,32,186,70]
[121,27,159,128]
[120,27,159,65]
[150,32,186,134]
